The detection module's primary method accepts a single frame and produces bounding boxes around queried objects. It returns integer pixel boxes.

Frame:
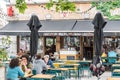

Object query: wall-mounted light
[84,13,90,19]
[45,13,52,20]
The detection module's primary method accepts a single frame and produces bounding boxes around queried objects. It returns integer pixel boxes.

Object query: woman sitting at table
[44,55,54,68]
[101,48,108,62]
[20,54,32,73]
[6,58,24,80]
[32,53,47,74]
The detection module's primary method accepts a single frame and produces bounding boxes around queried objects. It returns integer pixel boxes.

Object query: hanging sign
[43,32,93,36]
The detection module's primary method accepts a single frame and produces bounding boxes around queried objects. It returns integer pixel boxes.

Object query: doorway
[45,36,56,56]
[83,36,93,60]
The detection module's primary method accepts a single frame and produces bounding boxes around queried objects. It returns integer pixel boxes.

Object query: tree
[92,0,120,20]
[46,0,76,12]
[15,0,76,13]
[15,0,27,13]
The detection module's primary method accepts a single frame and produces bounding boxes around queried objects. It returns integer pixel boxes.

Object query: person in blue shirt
[44,55,54,68]
[108,48,117,63]
[7,58,24,80]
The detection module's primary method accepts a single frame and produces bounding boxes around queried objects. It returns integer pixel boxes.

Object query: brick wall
[7,3,98,20]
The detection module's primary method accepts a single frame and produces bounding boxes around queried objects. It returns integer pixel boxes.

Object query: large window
[104,37,119,49]
[45,37,56,47]
[21,36,43,53]
[64,36,80,51]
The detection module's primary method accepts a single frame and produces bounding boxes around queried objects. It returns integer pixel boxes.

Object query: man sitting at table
[32,53,47,74]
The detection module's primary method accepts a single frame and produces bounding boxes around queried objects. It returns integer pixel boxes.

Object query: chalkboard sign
[67,56,75,60]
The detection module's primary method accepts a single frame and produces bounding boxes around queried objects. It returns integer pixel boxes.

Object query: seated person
[20,54,32,74]
[7,58,24,80]
[101,49,107,62]
[101,52,107,57]
[17,49,24,58]
[108,48,117,63]
[44,55,54,68]
[32,53,47,74]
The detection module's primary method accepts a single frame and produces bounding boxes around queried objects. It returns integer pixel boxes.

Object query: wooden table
[53,62,65,68]
[113,69,120,72]
[48,68,69,78]
[24,73,33,78]
[60,63,80,78]
[107,77,120,80]
[57,60,92,64]
[112,64,120,67]
[61,63,79,66]
[58,60,80,62]
[49,68,68,71]
[79,60,92,63]
[112,64,120,70]
[115,61,120,64]
[78,60,92,77]
[31,74,55,80]
[112,69,120,77]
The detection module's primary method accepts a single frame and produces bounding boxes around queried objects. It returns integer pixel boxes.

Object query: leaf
[15,0,27,14]
[46,0,76,12]
[92,0,120,20]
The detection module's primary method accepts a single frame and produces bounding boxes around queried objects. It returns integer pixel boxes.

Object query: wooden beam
[17,36,20,53]
[56,36,60,52]
[80,36,83,60]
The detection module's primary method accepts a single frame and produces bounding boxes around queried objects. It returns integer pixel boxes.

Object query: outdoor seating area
[1,58,120,80]
[1,59,91,80]
[1,0,120,80]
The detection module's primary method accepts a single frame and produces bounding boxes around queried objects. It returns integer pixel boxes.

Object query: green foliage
[0,36,11,61]
[92,0,120,20]
[109,15,120,20]
[0,48,7,61]
[2,36,11,47]
[15,0,27,13]
[46,0,76,12]
[46,0,54,10]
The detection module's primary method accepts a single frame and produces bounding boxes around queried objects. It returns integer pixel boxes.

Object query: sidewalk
[81,71,111,80]
[65,71,111,80]
[0,67,5,80]
[0,67,111,80]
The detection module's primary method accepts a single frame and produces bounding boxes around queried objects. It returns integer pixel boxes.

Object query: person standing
[6,58,24,80]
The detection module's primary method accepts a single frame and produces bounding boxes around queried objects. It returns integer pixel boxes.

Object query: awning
[0,20,77,35]
[0,19,120,36]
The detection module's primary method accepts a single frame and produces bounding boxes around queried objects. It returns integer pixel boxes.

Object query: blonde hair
[44,55,49,58]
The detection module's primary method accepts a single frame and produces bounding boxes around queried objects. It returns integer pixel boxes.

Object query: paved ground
[0,67,112,80]
[82,71,111,80]
[0,67,5,80]
[65,71,111,80]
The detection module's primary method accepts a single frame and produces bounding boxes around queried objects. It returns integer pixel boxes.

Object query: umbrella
[90,12,107,79]
[27,15,42,61]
